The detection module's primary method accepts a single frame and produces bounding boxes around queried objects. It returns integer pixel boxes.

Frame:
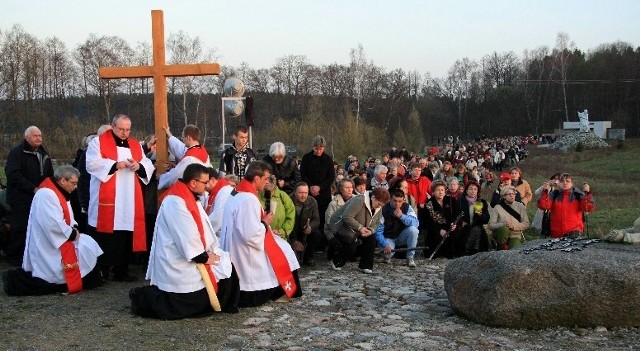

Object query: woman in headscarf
[453,181,490,256]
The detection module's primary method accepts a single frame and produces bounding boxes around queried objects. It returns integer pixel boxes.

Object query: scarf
[235,179,298,298]
[164,181,218,292]
[39,177,82,294]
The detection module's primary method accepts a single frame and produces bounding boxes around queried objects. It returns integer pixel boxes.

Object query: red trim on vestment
[39,178,82,294]
[96,131,146,252]
[165,181,218,292]
[235,179,298,298]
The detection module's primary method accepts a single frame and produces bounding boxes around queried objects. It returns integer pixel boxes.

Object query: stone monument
[578,109,589,132]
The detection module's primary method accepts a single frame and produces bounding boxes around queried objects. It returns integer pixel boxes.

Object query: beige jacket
[489,200,530,238]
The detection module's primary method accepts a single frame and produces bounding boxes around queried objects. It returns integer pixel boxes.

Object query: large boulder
[444,241,640,329]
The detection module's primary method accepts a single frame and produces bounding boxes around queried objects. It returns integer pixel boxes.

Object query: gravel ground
[1,256,639,351]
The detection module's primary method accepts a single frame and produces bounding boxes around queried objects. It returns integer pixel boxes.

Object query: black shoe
[113,273,137,282]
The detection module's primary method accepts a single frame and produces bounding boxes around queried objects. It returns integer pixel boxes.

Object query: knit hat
[500,172,511,182]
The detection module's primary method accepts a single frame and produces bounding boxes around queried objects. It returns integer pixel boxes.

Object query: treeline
[1,25,639,161]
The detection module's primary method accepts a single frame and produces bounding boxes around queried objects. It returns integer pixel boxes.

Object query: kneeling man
[220,161,302,307]
[3,165,103,296]
[129,163,239,319]
[375,189,420,267]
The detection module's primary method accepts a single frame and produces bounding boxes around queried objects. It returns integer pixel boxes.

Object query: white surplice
[208,185,234,237]
[22,188,103,284]
[145,196,232,294]
[157,136,212,190]
[219,192,299,292]
[85,135,154,231]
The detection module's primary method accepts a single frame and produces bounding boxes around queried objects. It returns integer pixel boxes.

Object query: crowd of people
[0,118,596,320]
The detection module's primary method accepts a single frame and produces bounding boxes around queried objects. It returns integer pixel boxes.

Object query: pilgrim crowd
[0,117,595,320]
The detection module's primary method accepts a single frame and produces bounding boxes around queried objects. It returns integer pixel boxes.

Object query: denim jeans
[384,226,419,260]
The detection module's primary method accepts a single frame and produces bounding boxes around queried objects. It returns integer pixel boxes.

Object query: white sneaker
[330,261,342,271]
[360,268,373,274]
[407,258,416,268]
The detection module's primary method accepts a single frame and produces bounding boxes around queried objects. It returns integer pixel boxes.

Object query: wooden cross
[99,10,220,175]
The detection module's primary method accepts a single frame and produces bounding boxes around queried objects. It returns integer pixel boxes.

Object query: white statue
[604,216,640,244]
[578,109,590,132]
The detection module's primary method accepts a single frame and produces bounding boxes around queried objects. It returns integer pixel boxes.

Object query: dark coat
[300,151,335,204]
[263,155,301,195]
[5,140,54,210]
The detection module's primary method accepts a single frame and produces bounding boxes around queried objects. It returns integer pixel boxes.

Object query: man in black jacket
[4,126,54,266]
[300,135,335,247]
[219,126,258,178]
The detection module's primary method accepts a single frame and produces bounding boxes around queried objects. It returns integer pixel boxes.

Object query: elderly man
[375,189,419,267]
[86,114,155,282]
[158,124,211,190]
[129,164,239,319]
[220,161,302,307]
[3,165,103,296]
[290,182,321,266]
[4,126,54,266]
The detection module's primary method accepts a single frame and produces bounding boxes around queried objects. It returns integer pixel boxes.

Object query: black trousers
[238,269,302,307]
[332,234,376,270]
[130,267,241,320]
[3,266,103,296]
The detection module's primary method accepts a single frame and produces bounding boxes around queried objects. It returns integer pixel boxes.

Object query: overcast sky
[2,0,638,78]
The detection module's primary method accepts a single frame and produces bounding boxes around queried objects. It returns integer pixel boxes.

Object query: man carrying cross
[219,160,302,307]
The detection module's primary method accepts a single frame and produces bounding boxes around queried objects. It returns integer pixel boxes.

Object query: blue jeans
[384,226,419,260]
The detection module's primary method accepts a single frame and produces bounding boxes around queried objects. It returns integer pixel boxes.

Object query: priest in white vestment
[86,114,154,282]
[3,165,103,296]
[158,124,211,190]
[220,161,302,307]
[129,163,239,319]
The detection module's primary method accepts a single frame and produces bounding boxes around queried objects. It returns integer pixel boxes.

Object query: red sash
[235,179,298,298]
[183,145,209,163]
[165,181,218,292]
[96,132,146,252]
[39,178,82,294]
[205,178,230,214]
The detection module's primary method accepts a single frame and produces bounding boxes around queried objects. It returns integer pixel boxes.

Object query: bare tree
[350,44,367,128]
[552,32,574,122]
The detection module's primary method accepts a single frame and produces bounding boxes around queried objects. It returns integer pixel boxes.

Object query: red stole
[165,181,218,292]
[235,179,298,298]
[39,178,82,294]
[96,131,146,252]
[183,145,209,163]
[205,178,230,214]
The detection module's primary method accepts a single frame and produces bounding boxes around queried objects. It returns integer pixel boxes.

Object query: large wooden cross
[99,10,220,175]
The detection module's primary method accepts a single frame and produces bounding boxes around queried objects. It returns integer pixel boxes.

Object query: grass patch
[488,138,640,238]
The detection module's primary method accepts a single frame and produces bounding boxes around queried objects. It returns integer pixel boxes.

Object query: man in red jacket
[537,173,595,238]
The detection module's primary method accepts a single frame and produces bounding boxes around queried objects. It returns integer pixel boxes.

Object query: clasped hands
[116,158,140,171]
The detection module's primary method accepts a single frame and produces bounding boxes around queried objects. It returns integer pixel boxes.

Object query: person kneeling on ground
[129,164,240,319]
[374,189,419,267]
[330,188,390,274]
[3,165,103,296]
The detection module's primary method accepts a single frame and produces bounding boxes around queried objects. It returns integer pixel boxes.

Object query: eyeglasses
[194,179,209,186]
[504,192,516,196]
[115,127,131,133]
